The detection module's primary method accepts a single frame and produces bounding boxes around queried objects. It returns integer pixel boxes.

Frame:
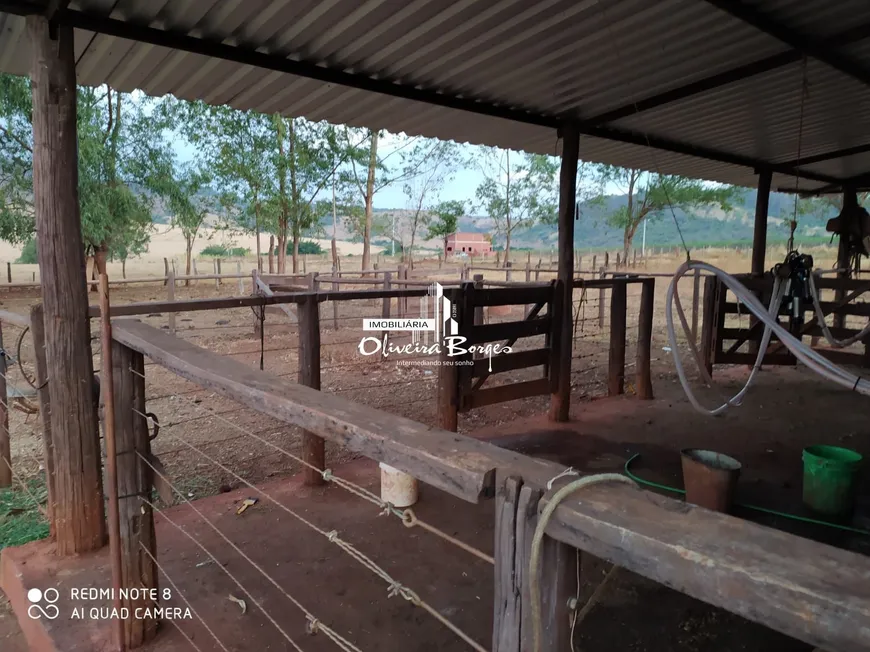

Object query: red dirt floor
[3,364,870,651]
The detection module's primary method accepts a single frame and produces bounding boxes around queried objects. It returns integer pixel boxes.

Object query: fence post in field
[237,261,244,295]
[598,267,606,328]
[29,304,54,530]
[636,278,655,400]
[381,272,392,339]
[535,260,541,281]
[616,252,621,268]
[0,322,10,487]
[438,287,463,432]
[268,235,275,274]
[633,249,637,268]
[298,293,325,485]
[111,340,159,647]
[524,263,532,318]
[604,252,610,268]
[691,268,701,342]
[167,270,176,335]
[192,258,197,282]
[213,259,219,290]
[217,258,223,284]
[5,261,10,283]
[252,270,262,337]
[608,279,628,396]
[592,254,597,270]
[332,266,339,330]
[506,260,512,282]
[163,257,169,284]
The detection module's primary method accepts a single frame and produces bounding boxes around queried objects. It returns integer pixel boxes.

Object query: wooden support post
[608,280,628,396]
[237,261,243,294]
[604,252,609,268]
[381,272,391,340]
[192,258,197,281]
[493,475,575,652]
[217,258,222,284]
[691,268,701,341]
[473,274,484,326]
[213,260,219,290]
[112,341,159,647]
[268,235,275,274]
[598,268,606,328]
[835,188,858,329]
[577,254,583,271]
[251,270,262,337]
[438,288,462,432]
[751,168,772,277]
[167,270,176,335]
[6,262,10,283]
[549,122,579,422]
[616,252,621,268]
[29,15,103,554]
[298,294,324,485]
[29,304,54,530]
[0,323,9,487]
[592,254,597,270]
[524,263,532,318]
[636,278,655,400]
[535,261,541,281]
[632,249,637,268]
[163,257,169,285]
[700,276,718,376]
[332,266,339,330]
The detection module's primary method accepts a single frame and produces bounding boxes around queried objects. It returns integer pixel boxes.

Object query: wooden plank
[465,378,550,409]
[636,278,654,400]
[111,341,158,646]
[256,274,298,322]
[29,15,104,555]
[297,295,324,486]
[473,286,552,306]
[111,320,496,502]
[608,280,628,396]
[316,288,428,303]
[543,484,870,652]
[472,348,549,377]
[470,317,551,344]
[493,475,523,652]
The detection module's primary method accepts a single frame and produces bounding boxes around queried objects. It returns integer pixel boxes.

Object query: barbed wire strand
[138,454,363,652]
[140,495,308,652]
[138,545,229,652]
[133,407,487,652]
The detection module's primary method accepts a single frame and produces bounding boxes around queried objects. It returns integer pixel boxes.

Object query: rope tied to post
[530,472,639,652]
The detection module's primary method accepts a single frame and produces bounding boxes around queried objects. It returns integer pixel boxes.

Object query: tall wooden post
[751,168,772,276]
[112,341,159,646]
[608,280,628,396]
[167,270,176,334]
[636,278,655,400]
[29,16,104,554]
[298,294,324,485]
[0,323,10,487]
[549,122,579,422]
[30,304,54,530]
[835,187,858,329]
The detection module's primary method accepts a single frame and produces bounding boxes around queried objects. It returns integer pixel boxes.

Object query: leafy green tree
[427,200,466,240]
[401,140,460,267]
[596,166,736,262]
[0,76,157,276]
[475,149,558,266]
[158,163,214,280]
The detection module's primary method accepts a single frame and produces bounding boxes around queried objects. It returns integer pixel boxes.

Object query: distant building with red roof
[444,232,492,256]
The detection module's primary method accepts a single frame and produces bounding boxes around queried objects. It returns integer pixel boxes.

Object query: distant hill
[450,189,837,251]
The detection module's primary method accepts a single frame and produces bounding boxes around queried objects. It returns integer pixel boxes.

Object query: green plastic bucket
[802,445,863,518]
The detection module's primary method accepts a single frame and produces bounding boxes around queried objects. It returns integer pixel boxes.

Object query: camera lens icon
[27,587,59,620]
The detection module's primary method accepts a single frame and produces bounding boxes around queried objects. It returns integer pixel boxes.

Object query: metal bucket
[681,449,741,513]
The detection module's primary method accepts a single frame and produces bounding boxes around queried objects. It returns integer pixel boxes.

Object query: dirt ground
[1,245,868,651]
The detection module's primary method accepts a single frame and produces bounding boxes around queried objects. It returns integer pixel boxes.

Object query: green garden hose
[624,453,870,536]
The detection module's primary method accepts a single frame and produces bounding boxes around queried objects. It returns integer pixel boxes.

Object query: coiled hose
[667,260,870,416]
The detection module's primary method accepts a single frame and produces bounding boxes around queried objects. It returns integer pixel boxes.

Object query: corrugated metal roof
[1,0,869,192]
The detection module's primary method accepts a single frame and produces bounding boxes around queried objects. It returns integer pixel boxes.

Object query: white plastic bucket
[379,463,419,508]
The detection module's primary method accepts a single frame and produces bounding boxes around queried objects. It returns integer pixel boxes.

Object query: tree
[159,163,214,281]
[344,129,435,270]
[427,200,466,240]
[475,149,558,266]
[402,140,460,267]
[0,76,158,275]
[597,166,736,262]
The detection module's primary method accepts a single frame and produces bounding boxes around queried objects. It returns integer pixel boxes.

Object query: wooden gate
[438,281,558,431]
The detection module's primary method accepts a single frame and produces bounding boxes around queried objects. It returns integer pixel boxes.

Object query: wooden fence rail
[107,318,870,652]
